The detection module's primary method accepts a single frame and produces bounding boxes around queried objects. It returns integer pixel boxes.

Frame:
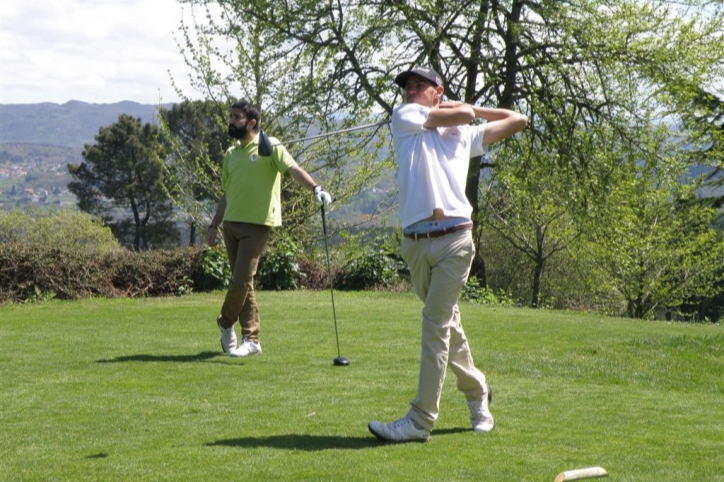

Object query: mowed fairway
[1,291,722,481]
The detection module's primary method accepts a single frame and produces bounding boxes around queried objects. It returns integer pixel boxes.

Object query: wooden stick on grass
[554,466,608,482]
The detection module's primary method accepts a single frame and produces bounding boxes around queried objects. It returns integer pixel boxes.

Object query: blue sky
[1,0,201,105]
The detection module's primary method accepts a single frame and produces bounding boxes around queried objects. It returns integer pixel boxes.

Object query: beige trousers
[400,229,487,431]
[219,221,271,342]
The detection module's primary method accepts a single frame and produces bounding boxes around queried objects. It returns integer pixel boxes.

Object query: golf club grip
[554,467,608,482]
[321,205,328,237]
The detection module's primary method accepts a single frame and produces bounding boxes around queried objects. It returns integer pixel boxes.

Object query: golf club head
[487,384,493,404]
[258,129,273,157]
[333,356,350,366]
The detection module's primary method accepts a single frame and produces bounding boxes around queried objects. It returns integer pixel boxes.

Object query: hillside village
[0,147,79,208]
[0,101,163,211]
[0,164,28,180]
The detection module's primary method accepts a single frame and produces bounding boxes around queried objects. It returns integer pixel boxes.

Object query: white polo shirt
[391,103,487,229]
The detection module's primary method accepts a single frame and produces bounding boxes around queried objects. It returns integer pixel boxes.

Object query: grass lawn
[1,291,722,481]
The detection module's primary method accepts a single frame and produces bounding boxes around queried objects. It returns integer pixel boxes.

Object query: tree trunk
[532,260,543,308]
[189,222,197,247]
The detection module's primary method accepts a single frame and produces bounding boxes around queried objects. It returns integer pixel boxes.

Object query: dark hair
[231,100,261,132]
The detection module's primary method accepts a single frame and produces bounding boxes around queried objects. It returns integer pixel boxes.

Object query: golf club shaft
[321,204,342,358]
[270,120,389,148]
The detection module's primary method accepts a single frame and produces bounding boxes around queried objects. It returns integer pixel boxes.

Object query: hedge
[0,244,207,303]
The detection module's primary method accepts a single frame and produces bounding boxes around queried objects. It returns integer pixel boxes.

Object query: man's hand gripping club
[313,185,332,206]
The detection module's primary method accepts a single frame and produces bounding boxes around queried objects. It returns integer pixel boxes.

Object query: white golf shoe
[368,416,430,443]
[217,318,237,354]
[230,338,262,358]
[468,393,494,432]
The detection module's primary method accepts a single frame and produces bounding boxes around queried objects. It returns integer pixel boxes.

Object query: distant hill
[0,100,175,211]
[0,100,174,148]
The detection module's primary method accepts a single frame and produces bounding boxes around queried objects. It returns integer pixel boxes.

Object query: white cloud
[0,0,203,104]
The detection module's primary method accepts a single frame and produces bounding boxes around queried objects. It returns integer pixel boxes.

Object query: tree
[170,3,394,248]
[674,88,724,211]
[174,0,724,308]
[68,115,178,250]
[159,100,228,245]
[481,139,578,307]
[582,124,724,319]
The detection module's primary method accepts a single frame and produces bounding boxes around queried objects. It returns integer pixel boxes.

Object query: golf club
[320,203,349,367]
[258,120,389,157]
[258,114,273,156]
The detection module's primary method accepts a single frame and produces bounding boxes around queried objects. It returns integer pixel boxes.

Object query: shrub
[335,236,405,290]
[0,206,118,253]
[0,243,113,302]
[106,249,197,297]
[192,246,230,291]
[0,245,216,303]
[297,258,332,290]
[257,237,306,290]
[461,276,515,306]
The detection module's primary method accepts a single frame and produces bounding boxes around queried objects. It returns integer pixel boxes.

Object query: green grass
[1,291,722,481]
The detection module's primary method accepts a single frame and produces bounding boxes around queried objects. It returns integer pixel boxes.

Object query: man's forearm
[425,103,475,128]
[288,165,318,191]
[210,195,226,227]
[440,102,521,123]
[471,106,519,121]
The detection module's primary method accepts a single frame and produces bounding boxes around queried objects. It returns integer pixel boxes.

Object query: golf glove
[314,185,332,206]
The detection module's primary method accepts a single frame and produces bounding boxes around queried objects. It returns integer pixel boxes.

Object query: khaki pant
[400,229,487,431]
[218,222,271,342]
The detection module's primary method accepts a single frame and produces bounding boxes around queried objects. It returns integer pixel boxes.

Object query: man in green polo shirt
[207,100,331,357]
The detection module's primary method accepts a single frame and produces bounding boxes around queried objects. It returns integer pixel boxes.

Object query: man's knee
[229,278,253,294]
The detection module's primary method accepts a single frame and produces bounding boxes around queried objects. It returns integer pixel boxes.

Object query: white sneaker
[368,416,430,443]
[468,392,494,432]
[230,338,262,358]
[217,318,237,354]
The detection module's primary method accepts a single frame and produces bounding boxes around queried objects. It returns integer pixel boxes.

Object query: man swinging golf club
[207,100,331,357]
[368,66,527,442]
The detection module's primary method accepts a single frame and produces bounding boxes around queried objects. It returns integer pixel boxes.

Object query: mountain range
[0,100,172,148]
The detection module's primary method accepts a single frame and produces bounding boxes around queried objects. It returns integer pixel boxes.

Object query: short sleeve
[469,124,487,158]
[267,138,297,173]
[391,104,430,139]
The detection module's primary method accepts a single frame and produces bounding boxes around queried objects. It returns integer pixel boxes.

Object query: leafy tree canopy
[171,0,724,316]
[68,114,178,250]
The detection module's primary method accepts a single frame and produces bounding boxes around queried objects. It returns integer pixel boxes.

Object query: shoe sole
[229,349,261,358]
[367,423,430,443]
[472,423,495,433]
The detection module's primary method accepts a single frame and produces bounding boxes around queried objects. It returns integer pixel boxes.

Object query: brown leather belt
[403,222,473,240]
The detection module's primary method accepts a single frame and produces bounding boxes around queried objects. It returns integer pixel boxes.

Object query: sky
[1,0,203,105]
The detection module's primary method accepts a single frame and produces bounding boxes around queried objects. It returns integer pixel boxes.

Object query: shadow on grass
[85,452,109,459]
[96,351,221,363]
[208,428,470,451]
[208,434,381,451]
